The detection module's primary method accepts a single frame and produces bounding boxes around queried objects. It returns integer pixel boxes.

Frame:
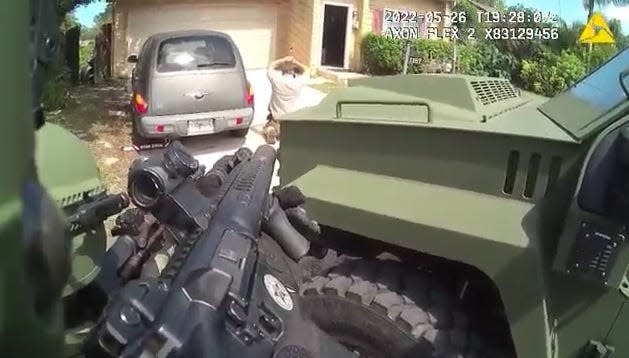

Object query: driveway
[139,69,327,188]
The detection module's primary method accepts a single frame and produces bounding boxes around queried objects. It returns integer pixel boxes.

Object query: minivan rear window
[156,35,236,72]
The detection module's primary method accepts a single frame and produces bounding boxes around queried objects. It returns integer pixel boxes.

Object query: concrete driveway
[138,69,326,188]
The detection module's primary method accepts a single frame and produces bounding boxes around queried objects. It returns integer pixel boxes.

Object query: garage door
[126,3,277,69]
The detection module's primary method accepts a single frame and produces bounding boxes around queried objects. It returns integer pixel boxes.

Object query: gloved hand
[272,186,320,240]
[272,186,326,258]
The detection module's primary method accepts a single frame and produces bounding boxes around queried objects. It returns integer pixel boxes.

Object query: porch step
[317,67,367,87]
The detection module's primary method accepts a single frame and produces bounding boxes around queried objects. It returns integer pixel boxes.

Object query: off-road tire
[299,259,512,358]
[230,128,249,137]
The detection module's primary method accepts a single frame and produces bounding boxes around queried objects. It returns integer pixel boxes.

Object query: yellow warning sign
[579,12,615,44]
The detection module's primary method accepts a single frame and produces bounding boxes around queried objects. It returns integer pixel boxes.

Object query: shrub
[520,50,586,96]
[80,40,94,67]
[457,42,517,79]
[582,44,618,69]
[42,69,71,111]
[361,34,454,75]
[407,39,453,74]
[361,33,404,75]
[451,0,488,43]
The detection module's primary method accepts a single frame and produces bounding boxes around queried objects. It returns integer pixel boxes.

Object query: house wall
[353,0,373,70]
[112,0,449,77]
[371,0,448,35]
[112,0,287,78]
[370,0,446,16]
[308,0,446,72]
[285,0,316,73]
[112,1,129,78]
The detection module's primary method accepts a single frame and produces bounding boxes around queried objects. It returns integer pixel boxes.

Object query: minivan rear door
[149,34,247,116]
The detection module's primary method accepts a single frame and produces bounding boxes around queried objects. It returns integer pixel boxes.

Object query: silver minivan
[128,30,254,145]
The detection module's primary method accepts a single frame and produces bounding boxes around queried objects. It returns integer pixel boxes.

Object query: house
[111,0,454,78]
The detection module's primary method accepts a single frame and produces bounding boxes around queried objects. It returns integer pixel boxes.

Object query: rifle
[67,192,129,236]
[83,141,355,357]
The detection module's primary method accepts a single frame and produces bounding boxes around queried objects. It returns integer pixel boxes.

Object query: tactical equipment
[279,47,629,357]
[35,123,130,355]
[67,193,129,236]
[1,0,124,356]
[84,142,351,357]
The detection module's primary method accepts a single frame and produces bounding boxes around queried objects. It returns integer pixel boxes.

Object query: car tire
[230,128,249,137]
[299,259,514,358]
[131,120,151,147]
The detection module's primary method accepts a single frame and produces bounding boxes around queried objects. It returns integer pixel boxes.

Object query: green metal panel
[35,123,107,296]
[279,71,629,357]
[0,1,66,356]
[279,118,582,357]
[287,85,575,143]
[606,289,629,357]
[35,123,105,205]
[548,276,625,357]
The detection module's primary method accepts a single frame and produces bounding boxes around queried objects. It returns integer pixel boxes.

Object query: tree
[583,0,629,22]
[57,0,94,18]
[93,2,113,26]
[550,21,583,52]
[475,0,506,9]
[61,12,79,31]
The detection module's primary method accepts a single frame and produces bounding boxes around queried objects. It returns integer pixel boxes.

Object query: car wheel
[230,128,249,137]
[299,259,515,358]
[131,121,151,147]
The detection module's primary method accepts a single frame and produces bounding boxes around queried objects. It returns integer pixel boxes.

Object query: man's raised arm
[291,57,307,71]
[268,56,293,72]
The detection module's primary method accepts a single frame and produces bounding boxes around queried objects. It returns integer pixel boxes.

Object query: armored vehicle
[35,123,109,356]
[279,47,629,357]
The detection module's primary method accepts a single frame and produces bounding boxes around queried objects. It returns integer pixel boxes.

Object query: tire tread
[299,259,514,358]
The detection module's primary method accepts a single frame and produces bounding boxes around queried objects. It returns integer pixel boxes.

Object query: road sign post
[403,41,411,75]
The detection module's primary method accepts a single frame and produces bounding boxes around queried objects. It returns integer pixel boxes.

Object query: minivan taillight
[246,81,254,106]
[133,93,148,114]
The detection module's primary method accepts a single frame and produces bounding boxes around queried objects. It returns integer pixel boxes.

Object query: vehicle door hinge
[620,275,629,298]
[582,340,615,358]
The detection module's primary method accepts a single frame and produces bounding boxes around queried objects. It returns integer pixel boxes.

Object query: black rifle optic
[83,141,354,358]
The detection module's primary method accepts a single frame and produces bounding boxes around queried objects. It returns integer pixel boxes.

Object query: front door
[321,4,348,67]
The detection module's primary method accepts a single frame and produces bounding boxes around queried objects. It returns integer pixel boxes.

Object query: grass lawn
[46,84,138,196]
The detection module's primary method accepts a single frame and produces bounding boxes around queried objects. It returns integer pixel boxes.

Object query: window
[156,35,236,72]
[567,47,629,114]
[137,39,152,71]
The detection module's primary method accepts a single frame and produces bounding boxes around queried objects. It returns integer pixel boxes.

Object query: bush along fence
[360,33,609,97]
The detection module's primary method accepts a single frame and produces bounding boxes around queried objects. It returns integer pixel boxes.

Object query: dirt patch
[46,84,138,195]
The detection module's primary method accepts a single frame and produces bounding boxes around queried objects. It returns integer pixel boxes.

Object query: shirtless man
[263,56,308,144]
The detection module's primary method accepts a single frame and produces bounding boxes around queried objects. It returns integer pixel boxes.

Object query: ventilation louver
[471,80,519,106]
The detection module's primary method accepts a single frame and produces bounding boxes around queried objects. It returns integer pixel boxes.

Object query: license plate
[188,119,213,134]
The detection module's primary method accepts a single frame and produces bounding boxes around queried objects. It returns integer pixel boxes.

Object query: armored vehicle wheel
[230,128,249,137]
[299,259,512,358]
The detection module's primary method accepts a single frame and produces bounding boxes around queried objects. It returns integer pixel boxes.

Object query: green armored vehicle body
[280,48,629,357]
[35,123,108,355]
